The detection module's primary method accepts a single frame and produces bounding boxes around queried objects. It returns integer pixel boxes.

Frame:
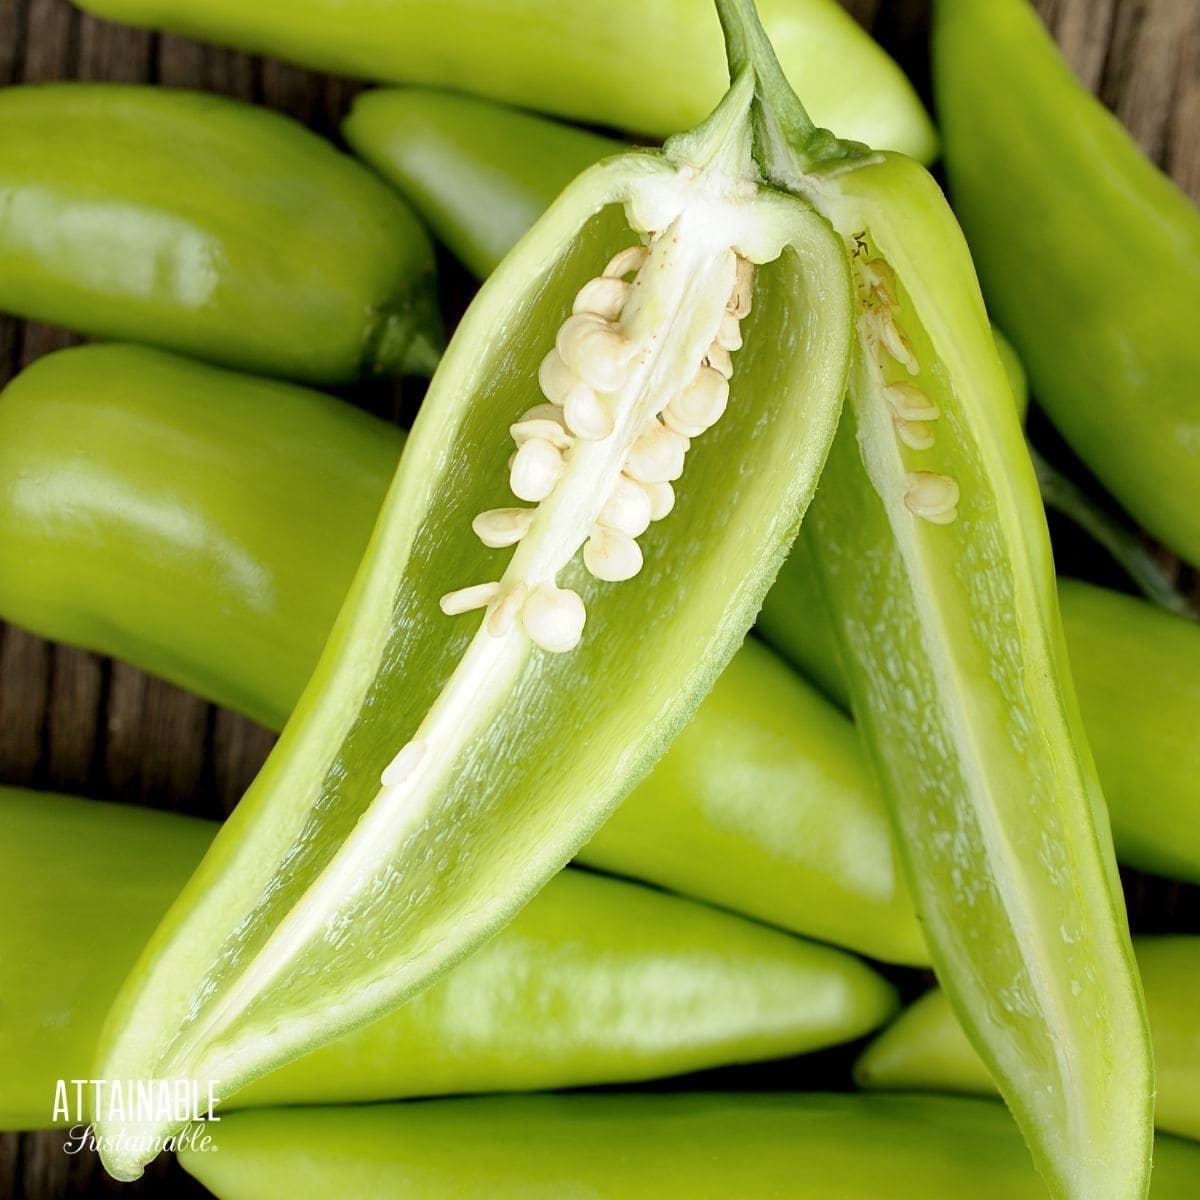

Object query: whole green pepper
[91,61,856,1179]
[715,4,1150,1196]
[855,937,1200,1144]
[179,1094,1200,1200]
[74,0,937,160]
[932,0,1200,567]
[0,788,895,1130]
[0,342,922,964]
[0,83,441,381]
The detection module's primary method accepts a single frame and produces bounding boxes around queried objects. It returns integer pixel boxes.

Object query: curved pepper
[179,1094,1200,1200]
[0,788,895,1130]
[855,936,1200,1144]
[0,342,920,965]
[92,65,855,1179]
[74,0,936,160]
[0,83,440,381]
[713,3,1151,1196]
[932,0,1200,567]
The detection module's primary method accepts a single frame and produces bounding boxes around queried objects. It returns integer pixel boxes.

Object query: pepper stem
[713,0,871,183]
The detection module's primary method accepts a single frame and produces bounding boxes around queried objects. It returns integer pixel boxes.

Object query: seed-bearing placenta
[440,211,758,656]
[853,246,958,525]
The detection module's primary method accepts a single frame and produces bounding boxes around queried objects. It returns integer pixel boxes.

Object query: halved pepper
[713,3,1151,1196]
[0,788,896,1130]
[0,83,441,381]
[91,61,854,1179]
[74,0,937,160]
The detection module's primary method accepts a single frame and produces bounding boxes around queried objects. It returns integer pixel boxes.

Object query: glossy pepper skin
[714,3,1151,1196]
[74,0,936,161]
[856,937,1200,1144]
[91,65,856,1179]
[0,83,441,381]
[343,90,621,282]
[0,342,921,965]
[933,0,1200,567]
[0,788,896,1130]
[180,1094,1200,1200]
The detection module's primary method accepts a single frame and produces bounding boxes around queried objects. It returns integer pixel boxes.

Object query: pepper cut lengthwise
[932,0,1200,567]
[0,83,441,381]
[0,788,896,1130]
[0,343,921,966]
[180,1094,1200,1200]
[90,64,856,1179]
[711,3,1150,1197]
[73,0,936,161]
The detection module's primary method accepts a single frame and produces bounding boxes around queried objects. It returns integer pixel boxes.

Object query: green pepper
[91,61,855,1180]
[932,0,1200,567]
[0,342,922,964]
[75,0,936,161]
[856,936,1200,1144]
[179,1094,1200,1200]
[0,83,441,381]
[0,787,895,1130]
[713,4,1150,1196]
[343,89,621,283]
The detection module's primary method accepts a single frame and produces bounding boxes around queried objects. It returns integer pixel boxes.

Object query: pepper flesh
[75,0,936,160]
[0,788,895,1130]
[933,0,1200,567]
[179,1094,1200,1200]
[855,936,1200,1144]
[714,3,1151,1197]
[0,83,441,381]
[91,68,853,1180]
[0,343,921,964]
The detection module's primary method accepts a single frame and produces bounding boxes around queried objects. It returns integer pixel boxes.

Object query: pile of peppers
[0,1,1197,1198]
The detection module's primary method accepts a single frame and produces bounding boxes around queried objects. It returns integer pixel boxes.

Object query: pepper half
[91,62,853,1180]
[712,3,1152,1197]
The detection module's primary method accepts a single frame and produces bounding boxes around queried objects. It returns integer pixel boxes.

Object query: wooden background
[0,0,1196,1195]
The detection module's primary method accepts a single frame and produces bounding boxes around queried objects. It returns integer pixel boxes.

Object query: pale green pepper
[0,84,440,381]
[91,61,855,1179]
[856,937,1200,1144]
[180,1094,1200,1200]
[713,3,1150,1196]
[74,0,936,159]
[933,0,1200,567]
[0,788,895,1130]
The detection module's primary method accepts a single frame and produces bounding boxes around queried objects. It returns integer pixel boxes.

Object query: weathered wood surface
[0,0,1196,1195]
